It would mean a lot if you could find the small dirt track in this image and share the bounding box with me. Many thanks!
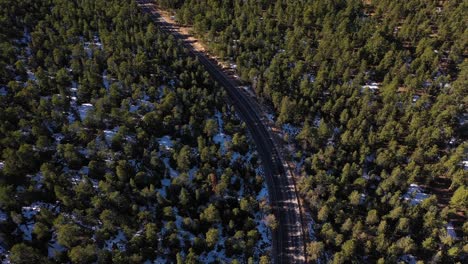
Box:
[137,1,308,263]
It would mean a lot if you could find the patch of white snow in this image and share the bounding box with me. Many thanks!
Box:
[403,184,430,205]
[105,230,127,251]
[158,136,173,150]
[78,103,93,120]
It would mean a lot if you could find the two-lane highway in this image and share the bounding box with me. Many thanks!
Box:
[137,1,307,263]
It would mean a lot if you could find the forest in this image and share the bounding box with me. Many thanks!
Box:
[0,0,273,263]
[159,0,468,263]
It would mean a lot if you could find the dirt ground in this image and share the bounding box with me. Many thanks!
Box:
[154,7,206,52]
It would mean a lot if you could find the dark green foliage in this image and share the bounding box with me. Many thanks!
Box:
[0,0,268,263]
[167,0,467,262]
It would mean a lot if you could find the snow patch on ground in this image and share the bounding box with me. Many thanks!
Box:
[27,70,36,82]
[446,222,457,239]
[360,193,367,205]
[0,245,9,264]
[282,123,301,137]
[78,103,93,120]
[254,179,271,254]
[294,157,305,174]
[462,159,468,170]
[70,173,82,185]
[90,178,99,190]
[27,172,44,190]
[0,86,7,96]
[102,70,110,90]
[19,202,58,241]
[362,82,380,92]
[213,133,232,154]
[22,204,41,219]
[266,113,275,122]
[255,166,264,176]
[103,127,119,144]
[256,215,272,252]
[188,166,198,181]
[0,210,7,222]
[105,230,127,251]
[53,133,64,143]
[213,111,231,154]
[256,185,268,201]
[230,152,241,164]
[399,254,417,264]
[163,158,179,178]
[403,184,430,205]
[48,232,65,258]
[157,179,171,198]
[198,231,233,264]
[158,136,173,150]
[83,36,103,58]
[313,116,321,127]
[18,222,36,241]
[79,166,89,176]
[161,178,171,188]
[130,97,155,114]
[304,212,317,240]
[244,150,256,163]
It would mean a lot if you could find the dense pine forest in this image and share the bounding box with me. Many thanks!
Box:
[0,0,273,263]
[159,0,468,263]
[0,0,466,263]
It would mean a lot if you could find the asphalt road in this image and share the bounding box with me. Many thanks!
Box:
[137,1,307,263]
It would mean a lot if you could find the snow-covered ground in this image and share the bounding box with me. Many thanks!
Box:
[0,245,9,264]
[162,158,179,178]
[462,159,468,171]
[265,113,275,123]
[0,210,7,222]
[282,123,301,137]
[362,82,380,92]
[104,127,119,144]
[230,152,241,164]
[78,103,93,120]
[313,116,321,127]
[213,133,232,154]
[102,70,110,90]
[293,157,305,174]
[256,185,268,201]
[157,178,171,198]
[52,133,65,143]
[48,232,65,258]
[304,212,317,241]
[446,222,457,239]
[255,178,271,254]
[105,230,127,251]
[83,36,103,58]
[403,184,430,205]
[255,211,271,253]
[399,254,417,264]
[158,136,173,150]
[18,202,58,241]
[255,166,264,177]
[213,111,232,154]
[27,172,44,190]
[26,70,36,82]
[188,166,198,181]
[0,86,7,96]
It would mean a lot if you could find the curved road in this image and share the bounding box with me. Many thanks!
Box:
[137,1,307,263]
